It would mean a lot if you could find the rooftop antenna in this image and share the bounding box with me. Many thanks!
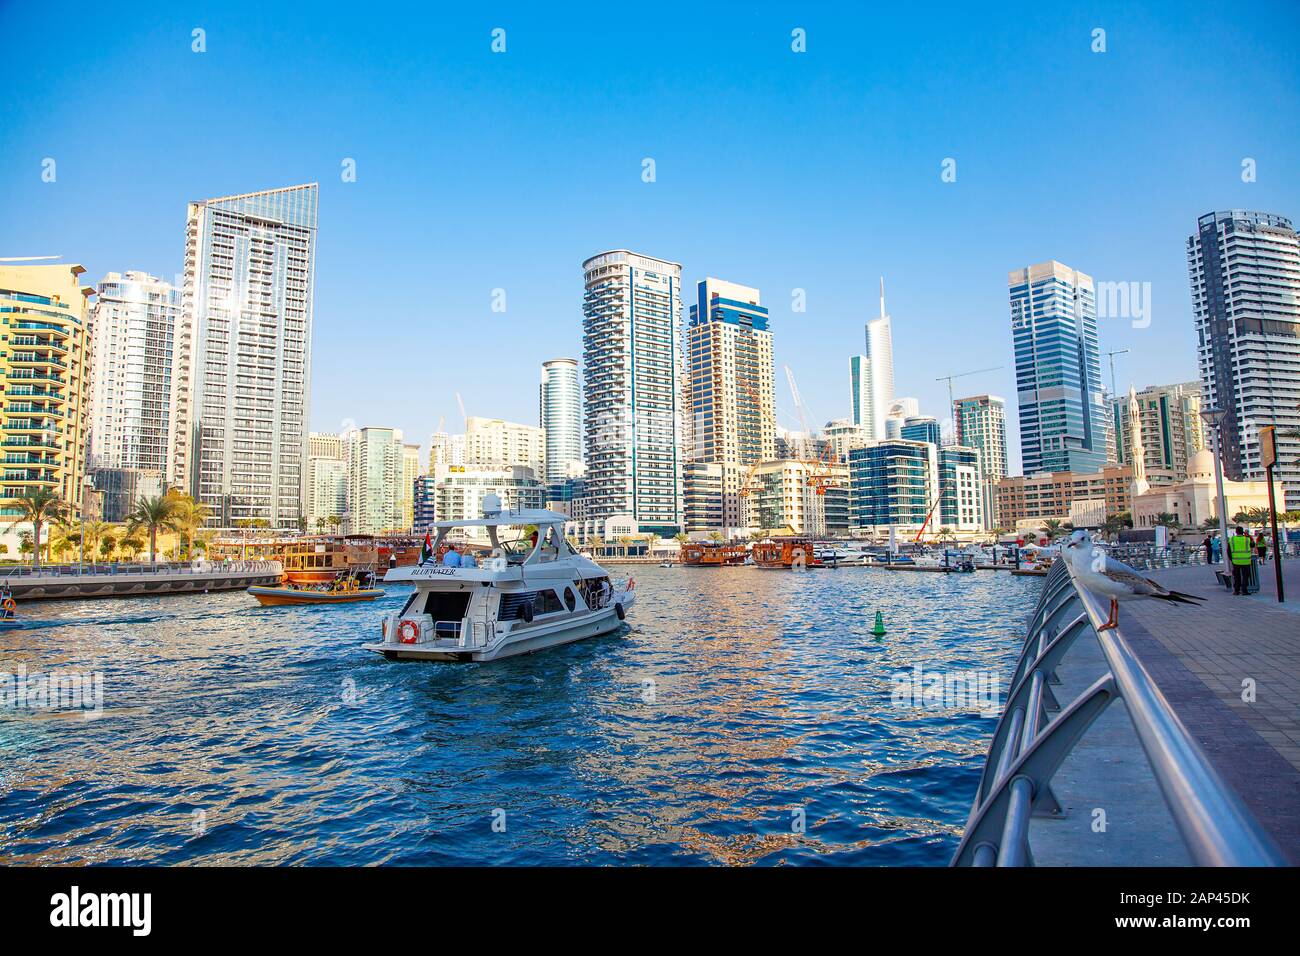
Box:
[879,276,887,320]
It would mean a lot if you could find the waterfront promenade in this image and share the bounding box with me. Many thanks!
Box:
[1027,559,1300,865]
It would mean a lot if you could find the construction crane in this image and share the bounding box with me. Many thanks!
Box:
[455,393,468,428]
[936,365,1003,444]
[1105,348,1130,398]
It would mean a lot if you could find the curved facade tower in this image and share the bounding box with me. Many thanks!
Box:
[540,358,582,487]
[850,277,896,440]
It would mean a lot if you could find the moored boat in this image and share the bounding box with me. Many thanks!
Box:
[249,584,385,606]
[680,542,747,567]
[752,537,822,569]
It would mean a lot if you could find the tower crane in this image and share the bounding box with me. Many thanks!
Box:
[936,365,1003,444]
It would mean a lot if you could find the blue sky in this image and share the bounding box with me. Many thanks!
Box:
[3,1,1298,473]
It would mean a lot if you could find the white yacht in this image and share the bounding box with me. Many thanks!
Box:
[364,495,635,662]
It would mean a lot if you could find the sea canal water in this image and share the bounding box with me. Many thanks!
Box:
[0,566,1039,865]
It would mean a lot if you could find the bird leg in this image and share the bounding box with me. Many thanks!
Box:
[1097,597,1119,631]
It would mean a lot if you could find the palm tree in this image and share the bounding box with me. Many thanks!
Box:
[315,516,328,534]
[127,495,174,564]
[98,529,118,562]
[1039,518,1066,541]
[164,492,212,559]
[1153,512,1182,534]
[120,533,144,561]
[81,520,111,566]
[327,514,343,534]
[7,487,67,569]
[707,531,725,544]
[936,526,956,545]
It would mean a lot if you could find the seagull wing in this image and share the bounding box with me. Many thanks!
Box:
[1098,556,1169,597]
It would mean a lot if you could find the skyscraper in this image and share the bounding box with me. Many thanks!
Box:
[0,262,93,536]
[849,278,896,439]
[1189,210,1300,508]
[346,426,403,534]
[88,271,179,473]
[539,358,582,493]
[686,277,775,529]
[581,250,683,535]
[171,183,318,529]
[306,431,346,530]
[953,394,1008,529]
[1009,260,1108,475]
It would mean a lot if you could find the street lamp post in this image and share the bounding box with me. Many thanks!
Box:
[1200,407,1231,580]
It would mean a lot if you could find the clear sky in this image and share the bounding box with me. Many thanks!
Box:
[3,1,1298,474]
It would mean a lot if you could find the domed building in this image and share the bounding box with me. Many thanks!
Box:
[1132,448,1283,535]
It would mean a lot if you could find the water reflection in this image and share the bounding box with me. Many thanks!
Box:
[0,567,1038,865]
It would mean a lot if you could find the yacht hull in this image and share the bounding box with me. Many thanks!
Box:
[363,604,627,662]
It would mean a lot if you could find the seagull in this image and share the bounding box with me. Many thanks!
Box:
[1064,530,1204,631]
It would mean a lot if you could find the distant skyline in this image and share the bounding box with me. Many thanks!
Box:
[4,2,1299,475]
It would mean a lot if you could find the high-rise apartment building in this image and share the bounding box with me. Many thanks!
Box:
[1009,260,1108,475]
[1189,210,1300,508]
[428,431,465,467]
[953,394,1008,529]
[171,183,317,529]
[685,277,775,528]
[900,415,940,446]
[0,263,94,532]
[464,416,544,474]
[346,426,403,534]
[849,278,895,439]
[1111,382,1205,490]
[540,358,582,495]
[306,431,346,529]
[399,442,421,531]
[581,250,683,535]
[87,272,178,474]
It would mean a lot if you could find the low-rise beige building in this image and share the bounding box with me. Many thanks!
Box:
[995,466,1133,530]
[1131,449,1283,531]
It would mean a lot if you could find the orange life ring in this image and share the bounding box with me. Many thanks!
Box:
[2,597,15,612]
[397,619,420,644]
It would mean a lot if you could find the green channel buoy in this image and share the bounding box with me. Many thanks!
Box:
[872,611,887,638]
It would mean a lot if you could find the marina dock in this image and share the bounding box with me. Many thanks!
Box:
[956,557,1297,866]
[2,561,283,601]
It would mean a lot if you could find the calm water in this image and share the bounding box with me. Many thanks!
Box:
[0,567,1038,866]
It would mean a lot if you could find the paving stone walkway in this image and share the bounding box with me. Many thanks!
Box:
[1107,559,1300,864]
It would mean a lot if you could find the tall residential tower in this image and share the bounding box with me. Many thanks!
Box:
[539,357,583,494]
[686,277,775,529]
[88,271,179,473]
[581,250,683,535]
[171,183,318,529]
[1189,210,1300,508]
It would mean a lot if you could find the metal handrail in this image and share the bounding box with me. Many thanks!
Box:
[952,557,1284,867]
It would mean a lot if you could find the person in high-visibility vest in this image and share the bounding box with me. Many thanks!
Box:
[1229,526,1254,595]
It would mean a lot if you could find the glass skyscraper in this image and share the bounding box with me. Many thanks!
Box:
[581,250,683,535]
[172,184,317,529]
[1009,260,1108,475]
[539,357,582,494]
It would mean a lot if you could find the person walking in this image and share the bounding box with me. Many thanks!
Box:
[1202,533,1213,565]
[1229,526,1254,595]
[1256,529,1269,564]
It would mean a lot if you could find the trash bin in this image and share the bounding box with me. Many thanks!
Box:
[1247,556,1261,594]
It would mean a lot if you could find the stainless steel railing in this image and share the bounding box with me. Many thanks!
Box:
[952,557,1284,867]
